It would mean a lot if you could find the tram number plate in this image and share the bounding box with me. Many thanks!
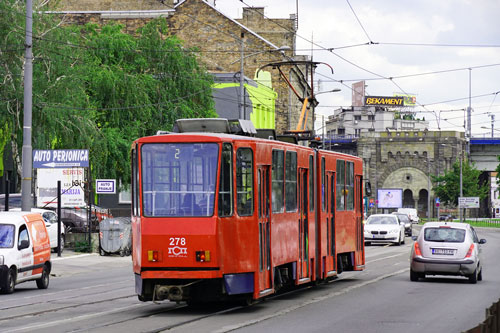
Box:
[432,248,454,255]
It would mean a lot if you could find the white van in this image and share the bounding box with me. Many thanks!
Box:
[0,211,52,294]
[397,208,419,224]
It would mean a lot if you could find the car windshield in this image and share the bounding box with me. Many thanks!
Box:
[395,214,409,222]
[366,216,398,225]
[141,143,219,217]
[0,224,15,248]
[424,227,466,243]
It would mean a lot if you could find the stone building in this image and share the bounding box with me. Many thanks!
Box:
[46,0,310,134]
[358,130,465,218]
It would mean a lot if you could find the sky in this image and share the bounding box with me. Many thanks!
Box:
[211,0,500,137]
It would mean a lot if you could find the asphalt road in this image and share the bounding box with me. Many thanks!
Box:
[0,226,498,333]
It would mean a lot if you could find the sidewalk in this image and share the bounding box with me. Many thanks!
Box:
[50,250,132,278]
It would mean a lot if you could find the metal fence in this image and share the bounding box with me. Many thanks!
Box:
[464,298,500,333]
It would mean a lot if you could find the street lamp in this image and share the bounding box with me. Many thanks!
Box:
[480,125,500,138]
[232,38,291,120]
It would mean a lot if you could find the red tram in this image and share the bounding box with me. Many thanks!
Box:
[131,119,365,303]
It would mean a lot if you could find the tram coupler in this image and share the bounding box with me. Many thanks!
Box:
[152,280,201,303]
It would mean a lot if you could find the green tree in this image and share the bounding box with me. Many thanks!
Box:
[1,2,216,189]
[495,155,500,193]
[432,158,489,206]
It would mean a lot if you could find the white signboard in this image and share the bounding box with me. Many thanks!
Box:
[459,197,480,208]
[96,179,116,194]
[36,168,86,207]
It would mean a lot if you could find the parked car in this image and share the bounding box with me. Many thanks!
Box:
[439,214,455,221]
[1,193,110,233]
[0,211,52,294]
[397,208,419,224]
[392,212,412,236]
[410,221,486,283]
[11,208,65,253]
[364,214,406,246]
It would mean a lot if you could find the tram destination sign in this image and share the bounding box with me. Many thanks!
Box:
[33,149,89,168]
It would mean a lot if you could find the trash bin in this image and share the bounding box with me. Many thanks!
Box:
[99,217,131,256]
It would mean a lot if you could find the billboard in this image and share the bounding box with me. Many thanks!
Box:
[364,96,404,106]
[377,188,403,208]
[352,81,365,107]
[393,93,417,106]
[36,168,86,207]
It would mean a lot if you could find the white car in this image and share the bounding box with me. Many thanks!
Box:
[364,214,406,246]
[11,208,65,253]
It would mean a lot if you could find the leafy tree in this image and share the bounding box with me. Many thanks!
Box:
[1,1,216,190]
[432,158,489,206]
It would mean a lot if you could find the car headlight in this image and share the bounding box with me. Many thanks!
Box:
[0,255,3,266]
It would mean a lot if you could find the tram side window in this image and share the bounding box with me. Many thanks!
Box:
[336,160,345,211]
[346,161,354,210]
[272,150,284,213]
[322,157,326,211]
[237,148,253,216]
[285,151,297,212]
[309,155,314,212]
[219,143,233,217]
[132,148,140,216]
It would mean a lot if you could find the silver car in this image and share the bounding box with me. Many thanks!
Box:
[410,222,486,283]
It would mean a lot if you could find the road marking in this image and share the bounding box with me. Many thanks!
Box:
[2,303,147,333]
[215,267,410,333]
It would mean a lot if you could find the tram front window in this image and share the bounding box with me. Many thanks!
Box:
[141,143,219,217]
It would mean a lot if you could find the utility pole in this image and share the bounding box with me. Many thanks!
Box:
[489,113,495,138]
[21,0,33,211]
[466,69,472,159]
[239,32,245,120]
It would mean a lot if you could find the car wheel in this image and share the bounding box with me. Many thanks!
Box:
[468,268,478,284]
[477,268,483,281]
[410,269,420,282]
[36,265,50,289]
[401,233,405,244]
[1,268,15,294]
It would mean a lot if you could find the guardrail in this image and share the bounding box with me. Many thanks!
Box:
[464,298,499,333]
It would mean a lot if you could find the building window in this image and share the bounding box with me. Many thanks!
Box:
[355,129,361,137]
[338,128,345,135]
[354,115,361,121]
[368,115,375,121]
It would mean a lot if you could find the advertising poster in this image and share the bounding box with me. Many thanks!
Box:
[377,188,403,208]
[36,168,86,207]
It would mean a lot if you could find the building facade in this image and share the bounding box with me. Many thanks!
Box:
[46,0,310,134]
[358,130,464,218]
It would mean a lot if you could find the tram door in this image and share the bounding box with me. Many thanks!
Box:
[299,168,309,279]
[258,166,272,291]
[325,172,336,274]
